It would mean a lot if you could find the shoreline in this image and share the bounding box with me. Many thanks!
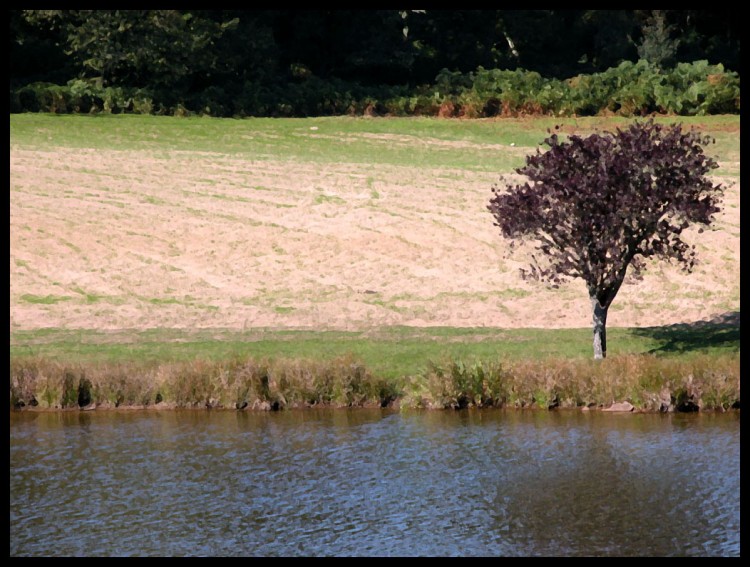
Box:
[10,403,741,414]
[11,352,740,414]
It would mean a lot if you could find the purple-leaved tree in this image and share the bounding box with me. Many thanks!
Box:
[488,120,723,359]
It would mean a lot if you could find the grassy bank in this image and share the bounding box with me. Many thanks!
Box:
[10,114,740,412]
[10,323,740,412]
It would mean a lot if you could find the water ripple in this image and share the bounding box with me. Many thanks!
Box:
[10,409,739,557]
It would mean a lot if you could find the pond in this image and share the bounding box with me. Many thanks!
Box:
[9,408,740,557]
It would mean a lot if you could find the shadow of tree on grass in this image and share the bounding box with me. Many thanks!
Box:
[631,311,740,354]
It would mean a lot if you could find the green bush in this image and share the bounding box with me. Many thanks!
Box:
[655,61,740,115]
[9,60,739,118]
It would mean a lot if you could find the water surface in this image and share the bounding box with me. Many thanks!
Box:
[10,409,740,557]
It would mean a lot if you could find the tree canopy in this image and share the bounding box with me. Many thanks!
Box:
[487,121,723,358]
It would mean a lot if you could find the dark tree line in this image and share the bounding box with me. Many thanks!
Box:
[9,10,740,116]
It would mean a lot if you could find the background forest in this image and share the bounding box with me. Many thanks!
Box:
[9,9,741,118]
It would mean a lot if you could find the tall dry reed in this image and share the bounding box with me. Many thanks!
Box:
[10,353,739,412]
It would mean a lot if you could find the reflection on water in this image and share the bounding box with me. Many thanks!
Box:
[10,409,739,557]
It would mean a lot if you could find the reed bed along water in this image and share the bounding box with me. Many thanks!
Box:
[10,352,739,413]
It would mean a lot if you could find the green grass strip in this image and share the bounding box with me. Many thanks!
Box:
[10,323,739,381]
[9,114,739,175]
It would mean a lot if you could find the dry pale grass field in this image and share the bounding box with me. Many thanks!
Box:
[9,117,740,334]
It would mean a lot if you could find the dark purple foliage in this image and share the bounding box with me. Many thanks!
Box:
[488,119,722,309]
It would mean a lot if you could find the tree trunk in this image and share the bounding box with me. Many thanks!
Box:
[591,297,608,360]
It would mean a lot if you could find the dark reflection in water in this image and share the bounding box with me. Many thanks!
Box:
[10,409,739,557]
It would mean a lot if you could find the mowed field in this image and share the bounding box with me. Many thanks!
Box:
[9,114,740,336]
